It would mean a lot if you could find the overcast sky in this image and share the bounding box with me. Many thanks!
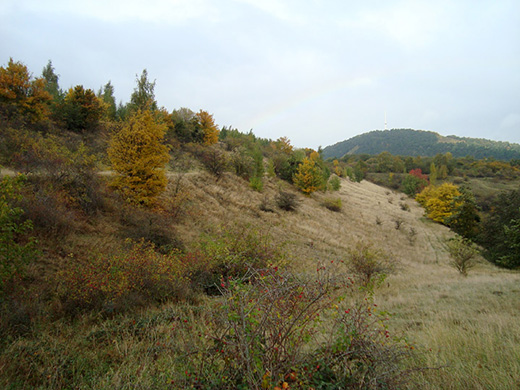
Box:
[2,0,519,149]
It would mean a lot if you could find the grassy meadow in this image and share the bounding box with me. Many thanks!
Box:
[1,170,519,389]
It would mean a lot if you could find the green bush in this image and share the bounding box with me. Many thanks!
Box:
[0,174,37,294]
[194,224,285,295]
[328,174,341,191]
[446,235,479,276]
[322,197,342,212]
[347,242,398,287]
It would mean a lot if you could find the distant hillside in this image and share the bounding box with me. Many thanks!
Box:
[322,129,520,160]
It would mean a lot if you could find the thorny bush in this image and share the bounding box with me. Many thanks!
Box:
[170,263,417,389]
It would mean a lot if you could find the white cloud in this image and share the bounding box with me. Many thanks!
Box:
[339,1,448,49]
[232,0,304,23]
[5,0,221,24]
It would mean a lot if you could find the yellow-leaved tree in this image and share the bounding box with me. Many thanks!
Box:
[293,151,325,195]
[416,183,461,223]
[196,110,219,145]
[108,110,170,205]
[0,58,51,123]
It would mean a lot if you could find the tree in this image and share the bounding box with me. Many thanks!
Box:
[129,69,157,112]
[108,110,170,205]
[0,58,51,123]
[170,107,203,143]
[429,162,438,186]
[478,190,520,268]
[416,183,461,224]
[41,60,62,101]
[445,186,480,239]
[446,235,479,276]
[196,110,219,145]
[402,169,428,196]
[60,85,104,133]
[293,151,326,195]
[98,81,117,120]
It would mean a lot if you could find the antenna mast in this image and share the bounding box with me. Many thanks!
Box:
[384,111,387,130]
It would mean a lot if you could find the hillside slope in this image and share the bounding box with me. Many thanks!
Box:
[175,172,520,389]
[322,129,520,160]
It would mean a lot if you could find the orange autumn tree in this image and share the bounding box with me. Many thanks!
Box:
[0,58,51,123]
[196,110,219,145]
[108,109,170,205]
[293,151,326,195]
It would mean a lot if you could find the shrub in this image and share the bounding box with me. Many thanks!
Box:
[196,144,228,179]
[193,224,285,294]
[328,174,341,191]
[275,190,299,211]
[259,196,275,213]
[171,265,416,389]
[408,227,418,245]
[56,241,191,315]
[119,207,183,254]
[446,235,479,276]
[249,176,263,192]
[400,202,410,211]
[322,197,342,212]
[347,242,398,287]
[229,147,254,179]
[0,174,37,295]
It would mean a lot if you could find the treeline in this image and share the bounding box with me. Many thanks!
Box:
[329,151,520,269]
[322,129,520,161]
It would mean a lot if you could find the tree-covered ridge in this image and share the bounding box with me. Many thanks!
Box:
[322,129,520,161]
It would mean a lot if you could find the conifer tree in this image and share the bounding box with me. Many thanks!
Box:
[293,151,325,194]
[108,110,170,205]
[196,110,219,145]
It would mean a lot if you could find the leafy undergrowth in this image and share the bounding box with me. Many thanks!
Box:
[0,265,420,390]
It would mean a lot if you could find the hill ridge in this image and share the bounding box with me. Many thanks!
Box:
[322,129,520,160]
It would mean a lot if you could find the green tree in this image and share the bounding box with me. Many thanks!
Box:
[98,81,117,120]
[60,85,104,133]
[129,69,157,113]
[446,235,479,276]
[108,110,170,205]
[429,162,438,186]
[478,190,520,268]
[445,186,480,239]
[170,107,203,143]
[41,60,62,101]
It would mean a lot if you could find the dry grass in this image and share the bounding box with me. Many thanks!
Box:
[171,173,520,389]
[2,169,519,389]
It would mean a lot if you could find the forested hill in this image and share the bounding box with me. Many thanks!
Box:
[322,129,520,160]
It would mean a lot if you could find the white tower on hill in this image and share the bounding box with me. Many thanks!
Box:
[384,111,388,130]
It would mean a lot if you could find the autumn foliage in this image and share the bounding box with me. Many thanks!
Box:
[293,151,326,194]
[0,58,51,123]
[196,110,219,145]
[108,109,170,205]
[416,183,461,223]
